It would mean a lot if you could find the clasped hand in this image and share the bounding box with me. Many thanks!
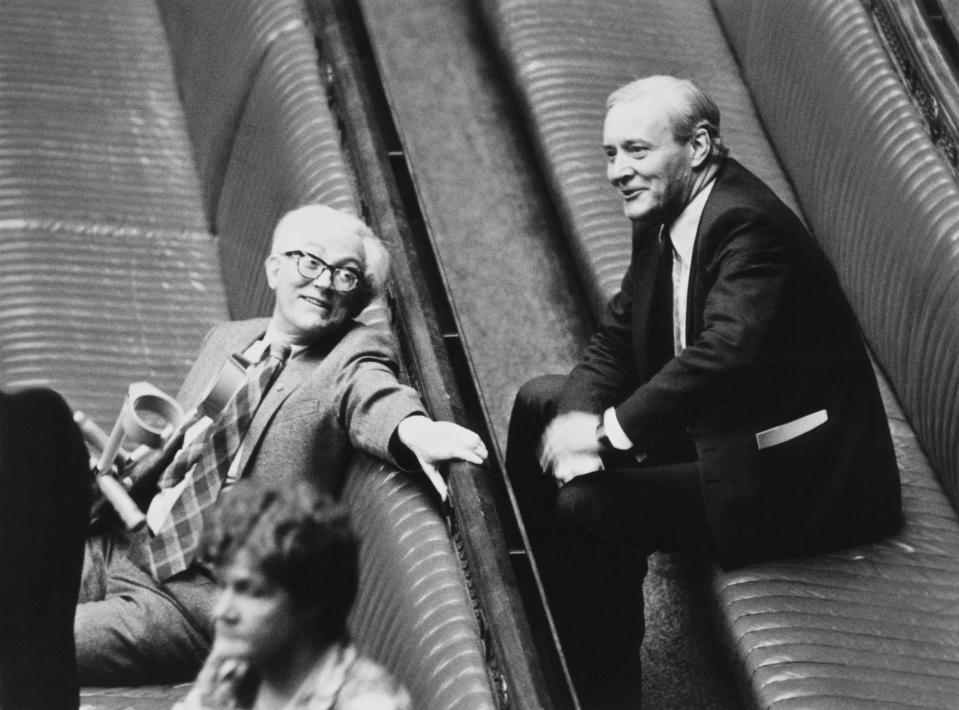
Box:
[539,411,603,485]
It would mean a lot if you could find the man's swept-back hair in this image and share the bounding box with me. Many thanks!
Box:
[271,204,390,300]
[201,478,359,645]
[607,75,729,160]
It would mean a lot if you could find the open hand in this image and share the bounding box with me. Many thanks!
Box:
[396,415,488,482]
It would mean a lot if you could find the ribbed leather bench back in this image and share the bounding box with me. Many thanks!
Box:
[0,0,207,230]
[477,0,800,316]
[343,457,494,710]
[154,0,307,222]
[712,0,959,508]
[0,0,226,424]
[0,223,228,425]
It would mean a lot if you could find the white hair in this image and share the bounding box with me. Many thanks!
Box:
[608,75,728,160]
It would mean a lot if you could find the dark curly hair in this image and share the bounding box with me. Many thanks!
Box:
[200,478,358,645]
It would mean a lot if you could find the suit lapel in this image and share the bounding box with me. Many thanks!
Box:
[687,204,711,345]
[231,330,340,478]
[687,160,739,340]
[177,319,268,409]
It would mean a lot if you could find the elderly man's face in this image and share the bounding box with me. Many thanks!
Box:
[264,222,365,345]
[603,98,696,223]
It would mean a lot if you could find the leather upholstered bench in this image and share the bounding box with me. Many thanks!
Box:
[477,0,959,707]
[709,2,959,707]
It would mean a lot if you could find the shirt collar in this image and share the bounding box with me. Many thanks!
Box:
[256,322,310,359]
[667,177,716,264]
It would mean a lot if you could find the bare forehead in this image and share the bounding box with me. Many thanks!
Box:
[275,224,365,265]
[603,96,674,142]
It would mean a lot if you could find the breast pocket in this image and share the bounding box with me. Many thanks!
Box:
[755,410,828,450]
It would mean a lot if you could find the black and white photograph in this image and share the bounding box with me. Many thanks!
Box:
[0,1,955,709]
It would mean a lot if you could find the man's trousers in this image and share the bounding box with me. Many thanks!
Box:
[75,528,216,685]
[506,375,714,710]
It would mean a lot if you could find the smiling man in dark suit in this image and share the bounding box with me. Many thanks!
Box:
[505,75,901,708]
[75,204,488,685]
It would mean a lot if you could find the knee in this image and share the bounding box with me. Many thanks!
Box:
[507,375,567,476]
[75,595,210,684]
[516,374,565,407]
[510,375,565,427]
[555,480,604,536]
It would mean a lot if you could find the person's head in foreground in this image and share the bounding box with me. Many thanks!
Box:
[179,479,410,710]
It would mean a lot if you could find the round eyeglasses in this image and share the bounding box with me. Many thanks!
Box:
[281,251,364,292]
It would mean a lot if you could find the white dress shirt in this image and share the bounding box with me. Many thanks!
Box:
[603,178,717,451]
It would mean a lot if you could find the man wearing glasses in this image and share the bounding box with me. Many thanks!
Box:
[75,204,488,685]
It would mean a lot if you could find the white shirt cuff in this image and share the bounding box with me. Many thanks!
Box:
[603,408,634,450]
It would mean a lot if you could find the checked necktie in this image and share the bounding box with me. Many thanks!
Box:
[147,341,292,580]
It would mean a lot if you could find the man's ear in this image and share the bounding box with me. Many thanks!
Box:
[264,254,280,290]
[688,125,712,168]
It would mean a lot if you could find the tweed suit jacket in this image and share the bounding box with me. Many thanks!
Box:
[174,317,427,496]
[559,159,901,567]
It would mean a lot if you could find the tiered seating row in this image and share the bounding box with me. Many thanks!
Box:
[477,0,959,707]
[344,458,496,710]
[0,221,226,423]
[0,0,207,230]
[709,2,959,707]
[0,0,221,425]
[0,1,495,708]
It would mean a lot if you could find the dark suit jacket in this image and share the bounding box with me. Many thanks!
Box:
[559,159,901,567]
[174,317,427,496]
